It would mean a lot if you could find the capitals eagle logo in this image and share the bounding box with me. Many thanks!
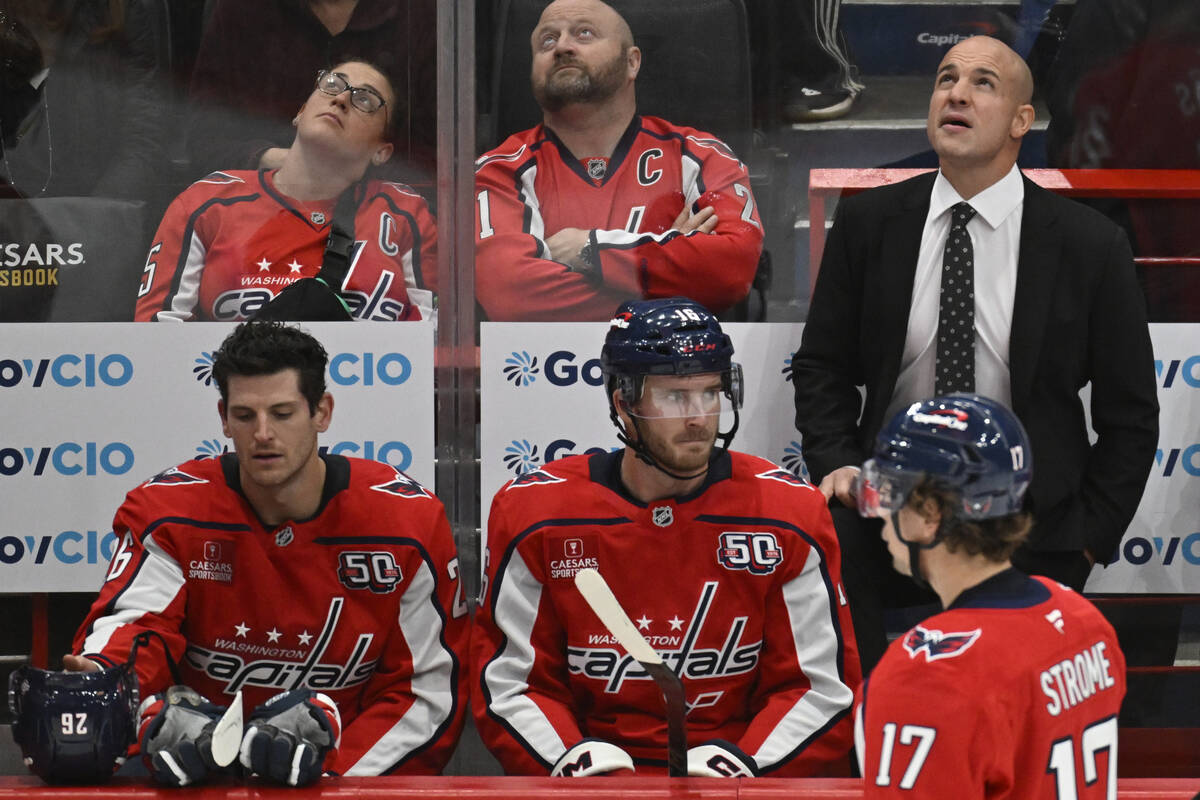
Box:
[902,625,982,662]
[370,471,432,499]
[144,467,209,487]
[507,468,566,489]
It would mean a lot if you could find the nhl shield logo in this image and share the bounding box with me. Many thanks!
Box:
[651,506,674,527]
[586,158,607,181]
[275,526,294,547]
[310,211,327,225]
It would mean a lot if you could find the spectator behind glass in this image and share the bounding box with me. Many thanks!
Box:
[186,0,436,182]
[1046,0,1200,322]
[474,0,763,322]
[0,0,165,199]
[135,59,437,322]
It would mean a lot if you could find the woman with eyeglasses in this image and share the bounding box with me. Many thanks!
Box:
[185,0,436,183]
[134,58,437,322]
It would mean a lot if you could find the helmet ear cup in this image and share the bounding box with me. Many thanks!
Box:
[8,664,139,784]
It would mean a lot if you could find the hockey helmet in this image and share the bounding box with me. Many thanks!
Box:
[8,661,139,783]
[858,393,1032,521]
[601,297,743,409]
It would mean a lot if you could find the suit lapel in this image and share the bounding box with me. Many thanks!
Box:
[1010,177,1062,412]
[876,176,934,403]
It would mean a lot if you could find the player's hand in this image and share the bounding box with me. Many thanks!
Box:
[686,740,758,777]
[239,689,341,787]
[259,147,289,170]
[551,739,635,777]
[546,227,591,268]
[138,686,227,787]
[62,654,101,672]
[670,204,718,235]
[819,465,861,507]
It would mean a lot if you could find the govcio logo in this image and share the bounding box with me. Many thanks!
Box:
[328,352,412,386]
[1156,446,1200,477]
[196,439,228,459]
[1156,357,1200,389]
[502,437,616,475]
[320,441,412,472]
[194,352,215,385]
[504,350,604,388]
[0,443,134,477]
[1106,533,1200,567]
[0,354,133,388]
[503,351,539,386]
[781,441,810,482]
[781,354,794,383]
[0,530,119,565]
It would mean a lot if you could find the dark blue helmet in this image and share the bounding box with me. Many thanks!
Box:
[8,662,139,783]
[601,297,743,406]
[600,298,743,477]
[858,393,1032,521]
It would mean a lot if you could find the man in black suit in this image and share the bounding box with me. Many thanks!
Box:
[792,35,1159,673]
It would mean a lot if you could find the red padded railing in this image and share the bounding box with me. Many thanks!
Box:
[807,168,1200,295]
[1,776,1198,799]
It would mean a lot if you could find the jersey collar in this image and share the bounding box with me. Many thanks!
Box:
[220,451,352,527]
[947,566,1051,611]
[543,115,642,188]
[587,447,733,507]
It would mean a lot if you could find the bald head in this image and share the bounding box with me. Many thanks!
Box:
[530,0,641,115]
[945,36,1033,103]
[536,0,634,50]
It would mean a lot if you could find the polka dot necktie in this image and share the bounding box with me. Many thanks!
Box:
[935,202,977,395]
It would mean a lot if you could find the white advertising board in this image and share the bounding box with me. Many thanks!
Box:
[0,322,435,593]
[481,323,1200,594]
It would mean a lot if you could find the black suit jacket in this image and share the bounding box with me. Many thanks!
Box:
[793,170,1159,561]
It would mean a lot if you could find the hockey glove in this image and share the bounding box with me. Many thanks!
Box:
[551,739,636,777]
[239,689,341,787]
[686,740,759,777]
[138,685,227,787]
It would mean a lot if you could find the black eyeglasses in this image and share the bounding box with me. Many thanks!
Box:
[315,70,387,114]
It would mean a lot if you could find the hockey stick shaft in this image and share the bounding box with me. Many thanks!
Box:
[574,568,687,777]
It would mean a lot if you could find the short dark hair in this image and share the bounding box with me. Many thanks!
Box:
[908,479,1033,563]
[211,321,328,414]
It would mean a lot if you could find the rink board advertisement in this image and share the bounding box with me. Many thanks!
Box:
[482,323,1200,594]
[0,322,435,593]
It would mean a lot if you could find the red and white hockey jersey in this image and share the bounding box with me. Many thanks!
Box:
[473,449,861,776]
[474,115,763,321]
[135,169,437,321]
[855,570,1126,798]
[73,454,468,776]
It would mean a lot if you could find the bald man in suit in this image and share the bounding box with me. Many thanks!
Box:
[792,36,1158,673]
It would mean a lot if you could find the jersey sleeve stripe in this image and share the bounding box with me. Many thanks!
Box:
[344,557,459,775]
[481,549,564,770]
[160,193,259,315]
[752,547,855,771]
[81,532,185,654]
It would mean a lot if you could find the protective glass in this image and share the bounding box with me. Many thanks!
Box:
[315,70,387,114]
[854,459,920,518]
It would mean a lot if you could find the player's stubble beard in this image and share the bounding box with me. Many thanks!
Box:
[636,417,718,476]
[533,47,628,112]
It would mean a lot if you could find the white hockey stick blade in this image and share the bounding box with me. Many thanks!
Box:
[575,568,687,776]
[575,568,661,665]
[210,690,243,767]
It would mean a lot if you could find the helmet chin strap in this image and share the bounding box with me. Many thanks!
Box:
[609,403,740,483]
[892,509,946,595]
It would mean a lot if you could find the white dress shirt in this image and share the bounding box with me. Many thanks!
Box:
[886,164,1024,423]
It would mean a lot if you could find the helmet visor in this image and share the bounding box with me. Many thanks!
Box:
[855,459,921,518]
[627,368,741,419]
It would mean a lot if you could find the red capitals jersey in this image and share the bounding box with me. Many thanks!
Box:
[855,570,1126,798]
[135,170,437,321]
[474,115,763,321]
[473,449,861,776]
[73,454,468,776]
